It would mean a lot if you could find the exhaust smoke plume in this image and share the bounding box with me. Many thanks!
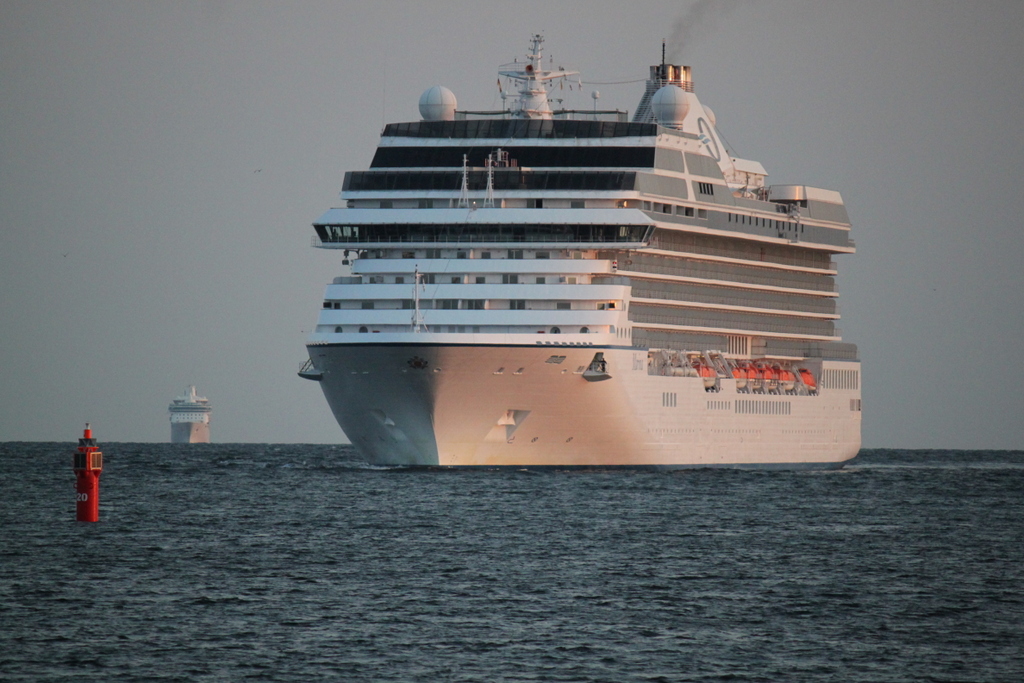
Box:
[666,0,752,62]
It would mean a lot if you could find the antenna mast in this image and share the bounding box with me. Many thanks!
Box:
[412,267,427,332]
[484,153,495,208]
[457,154,469,208]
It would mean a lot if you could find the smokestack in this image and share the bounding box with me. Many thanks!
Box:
[631,51,693,124]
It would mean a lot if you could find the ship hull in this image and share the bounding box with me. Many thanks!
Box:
[309,343,861,468]
[171,421,210,444]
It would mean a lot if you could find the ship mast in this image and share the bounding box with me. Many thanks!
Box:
[498,34,578,119]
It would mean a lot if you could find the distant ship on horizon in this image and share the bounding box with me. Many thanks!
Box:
[169,385,211,443]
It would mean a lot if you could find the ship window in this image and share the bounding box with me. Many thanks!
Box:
[502,274,519,284]
[359,326,368,333]
[508,250,524,259]
[465,300,484,310]
[379,200,393,208]
[323,301,331,308]
[418,199,434,208]
[333,303,341,310]
[536,251,549,259]
[536,277,546,284]
[550,327,561,334]
[571,201,585,208]
[481,251,491,259]
[557,302,571,310]
[395,276,405,284]
[680,206,695,217]
[362,302,375,309]
[334,326,343,333]
[566,276,577,284]
[510,300,526,310]
[580,327,589,333]
[475,276,486,284]
[457,251,467,259]
[402,300,414,309]
[426,249,442,258]
[402,251,415,259]
[439,299,459,309]
[370,144,655,168]
[527,199,543,208]
[697,209,708,219]
[697,182,714,195]
[451,276,461,283]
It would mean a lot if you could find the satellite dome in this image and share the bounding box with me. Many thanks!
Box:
[651,85,689,129]
[418,85,457,121]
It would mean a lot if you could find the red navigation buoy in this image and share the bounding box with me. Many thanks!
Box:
[73,423,103,522]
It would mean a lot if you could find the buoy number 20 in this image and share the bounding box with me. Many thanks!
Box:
[76,493,89,502]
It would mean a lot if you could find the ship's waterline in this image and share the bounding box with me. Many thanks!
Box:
[310,343,859,467]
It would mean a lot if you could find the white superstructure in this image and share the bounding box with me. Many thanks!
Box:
[169,385,211,444]
[300,36,861,468]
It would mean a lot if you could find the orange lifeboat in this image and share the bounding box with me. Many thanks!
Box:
[731,364,748,391]
[779,367,796,393]
[799,368,817,394]
[762,364,779,393]
[749,364,764,392]
[693,361,718,391]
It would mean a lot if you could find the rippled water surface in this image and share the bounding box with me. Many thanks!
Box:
[2,444,1022,681]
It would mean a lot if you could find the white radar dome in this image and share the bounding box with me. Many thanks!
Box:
[651,85,689,128]
[418,85,457,121]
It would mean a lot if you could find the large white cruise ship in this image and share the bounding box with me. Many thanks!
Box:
[300,35,861,468]
[169,385,212,444]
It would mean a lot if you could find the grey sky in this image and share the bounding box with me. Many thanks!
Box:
[2,1,1022,448]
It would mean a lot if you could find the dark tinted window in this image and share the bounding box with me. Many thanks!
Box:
[382,119,655,139]
[346,170,637,191]
[370,147,654,169]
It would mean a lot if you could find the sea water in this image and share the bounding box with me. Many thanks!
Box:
[1,443,1022,682]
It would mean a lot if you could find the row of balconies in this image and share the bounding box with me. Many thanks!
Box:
[315,323,608,336]
[321,283,627,305]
